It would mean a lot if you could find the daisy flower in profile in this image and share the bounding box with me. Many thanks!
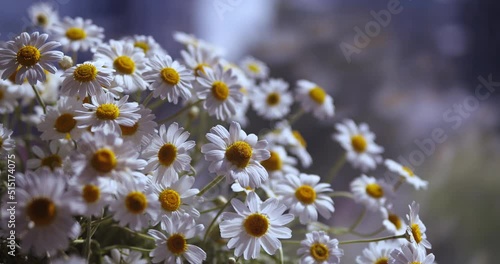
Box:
[28,2,59,30]
[381,207,407,235]
[174,31,223,55]
[109,179,160,231]
[0,123,15,152]
[61,60,115,98]
[74,93,141,135]
[220,192,294,260]
[295,79,335,120]
[201,121,270,189]
[38,96,87,141]
[263,121,312,168]
[260,145,298,180]
[143,54,194,103]
[350,175,393,211]
[148,213,206,264]
[384,159,428,190]
[152,175,200,221]
[240,56,269,80]
[119,106,157,148]
[0,80,20,114]
[251,78,293,120]
[181,44,220,77]
[103,248,147,264]
[333,119,384,172]
[195,64,243,121]
[142,123,195,184]
[94,39,149,93]
[356,241,394,264]
[125,35,166,58]
[390,244,435,264]
[0,32,63,85]
[405,201,431,250]
[51,16,104,52]
[298,231,343,264]
[27,140,71,172]
[276,173,334,224]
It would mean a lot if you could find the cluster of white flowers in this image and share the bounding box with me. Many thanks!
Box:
[0,2,436,263]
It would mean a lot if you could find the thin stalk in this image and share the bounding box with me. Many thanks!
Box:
[197,175,225,197]
[202,195,235,243]
[142,92,154,107]
[287,108,305,125]
[326,153,346,183]
[330,191,354,199]
[157,99,202,125]
[348,207,366,232]
[30,84,46,114]
[339,234,406,245]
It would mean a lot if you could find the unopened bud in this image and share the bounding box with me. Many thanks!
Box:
[188,105,200,119]
[213,195,228,207]
[227,257,237,264]
[59,55,73,70]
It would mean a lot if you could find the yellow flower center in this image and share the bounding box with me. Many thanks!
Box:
[120,123,139,136]
[95,103,120,120]
[295,185,317,204]
[411,262,422,264]
[125,191,148,214]
[194,63,208,76]
[82,184,100,203]
[159,189,181,211]
[402,166,415,177]
[40,154,62,171]
[160,67,180,85]
[158,143,177,167]
[134,41,149,53]
[310,243,329,261]
[113,56,135,75]
[292,130,307,148]
[351,134,367,153]
[225,141,252,168]
[54,113,77,133]
[26,197,57,226]
[91,148,117,173]
[308,86,326,104]
[211,81,229,101]
[411,223,423,244]
[36,15,48,26]
[375,257,389,264]
[365,183,384,198]
[167,234,187,255]
[17,46,41,67]
[388,213,402,230]
[73,64,98,82]
[248,63,260,73]
[266,92,280,106]
[244,213,269,237]
[260,151,282,172]
[65,27,87,41]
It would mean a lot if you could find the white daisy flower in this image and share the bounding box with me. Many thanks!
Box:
[152,175,200,221]
[333,119,384,172]
[109,179,160,231]
[356,241,396,264]
[289,129,313,168]
[148,213,206,264]
[0,79,20,114]
[0,32,63,85]
[38,96,87,141]
[405,201,432,250]
[124,35,166,58]
[220,192,294,260]
[275,173,335,224]
[251,78,293,120]
[74,93,141,135]
[180,44,220,77]
[384,159,429,190]
[142,123,195,185]
[27,2,59,31]
[51,16,104,52]
[26,140,71,172]
[390,244,435,264]
[201,121,270,189]
[94,39,149,93]
[297,231,343,264]
[103,248,147,264]
[381,207,407,235]
[295,79,335,120]
[195,64,244,121]
[240,56,269,80]
[260,145,298,180]
[61,60,115,98]
[143,54,194,103]
[70,179,114,217]
[230,181,255,194]
[174,31,223,55]
[0,123,15,152]
[119,106,157,148]
[350,175,393,211]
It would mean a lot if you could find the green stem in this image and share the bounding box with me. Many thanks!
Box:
[330,191,354,199]
[339,233,406,245]
[203,195,235,243]
[197,175,225,197]
[326,153,346,183]
[348,207,366,232]
[287,108,305,125]
[31,84,46,114]
[84,218,92,262]
[278,246,284,264]
[142,92,154,107]
[116,225,155,241]
[157,99,202,125]
[393,177,405,191]
[350,226,385,237]
[281,240,301,244]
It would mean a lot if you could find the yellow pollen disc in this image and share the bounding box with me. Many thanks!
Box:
[308,86,326,104]
[73,64,98,82]
[159,189,181,211]
[26,197,57,226]
[91,148,117,173]
[365,183,384,198]
[388,213,402,230]
[120,123,139,136]
[17,46,41,67]
[411,223,423,244]
[194,63,208,76]
[134,41,149,53]
[158,143,177,167]
[266,92,280,106]
[54,113,77,133]
[374,257,389,264]
[82,184,100,203]
[95,103,120,120]
[244,213,269,237]
[310,243,329,261]
[295,185,317,204]
[41,155,62,171]
[160,67,180,85]
[411,262,422,264]
[167,233,187,255]
[36,15,48,26]
[260,151,282,172]
[225,141,252,168]
[125,191,148,214]
[292,130,307,148]
[402,166,415,177]
[351,134,367,153]
[248,63,260,73]
[113,56,136,75]
[211,81,229,101]
[65,27,87,41]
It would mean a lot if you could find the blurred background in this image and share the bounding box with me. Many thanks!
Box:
[1,0,499,263]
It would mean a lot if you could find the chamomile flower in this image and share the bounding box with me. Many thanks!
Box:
[70,179,114,217]
[405,201,432,250]
[195,64,243,121]
[94,40,149,93]
[356,241,394,264]
[181,44,220,77]
[27,140,71,172]
[174,31,223,55]
[119,106,157,148]
[201,121,270,189]
[38,96,87,140]
[276,173,335,224]
[298,231,343,264]
[220,192,294,260]
[0,123,15,152]
[149,213,206,264]
[0,32,63,85]
[51,16,104,52]
[0,80,20,114]
[333,119,384,172]
[142,123,195,184]
[240,56,269,80]
[152,175,200,221]
[28,2,59,30]
[125,35,166,58]
[390,244,435,264]
[260,145,298,180]
[103,249,148,264]
[289,129,313,168]
[143,54,194,103]
[295,80,335,120]
[350,175,393,211]
[384,159,428,190]
[381,207,407,235]
[61,60,115,98]
[251,78,293,120]
[109,179,160,231]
